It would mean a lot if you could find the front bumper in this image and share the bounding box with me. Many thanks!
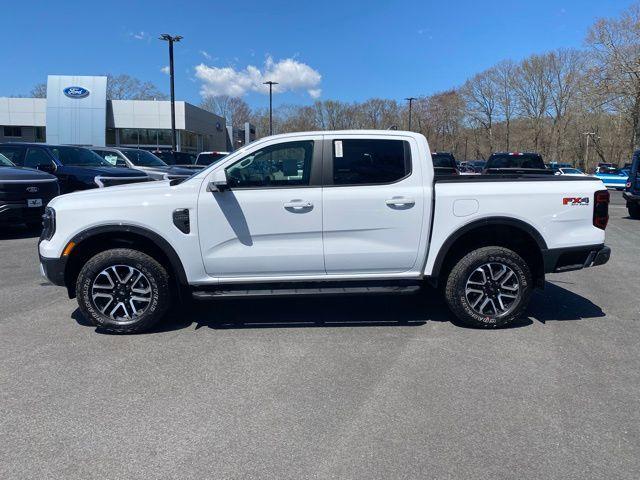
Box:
[622,191,640,204]
[39,253,67,287]
[543,244,611,274]
[0,201,45,224]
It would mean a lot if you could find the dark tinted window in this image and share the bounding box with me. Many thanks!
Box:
[25,148,53,169]
[226,141,313,188]
[333,139,410,185]
[197,152,229,166]
[0,146,25,165]
[486,153,544,169]
[431,153,457,168]
[121,149,166,167]
[49,146,111,167]
[0,153,14,167]
[3,126,22,137]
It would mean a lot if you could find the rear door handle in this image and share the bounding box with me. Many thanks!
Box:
[284,200,313,209]
[385,197,415,206]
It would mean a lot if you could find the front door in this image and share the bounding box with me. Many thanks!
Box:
[197,136,325,278]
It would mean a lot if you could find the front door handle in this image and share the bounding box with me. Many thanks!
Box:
[385,197,415,206]
[284,200,313,210]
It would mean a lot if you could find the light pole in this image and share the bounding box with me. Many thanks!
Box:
[405,97,417,130]
[582,132,596,171]
[263,81,278,135]
[160,34,182,152]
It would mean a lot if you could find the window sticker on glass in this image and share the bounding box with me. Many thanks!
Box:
[335,140,343,158]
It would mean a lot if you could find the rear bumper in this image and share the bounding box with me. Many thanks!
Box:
[542,244,610,273]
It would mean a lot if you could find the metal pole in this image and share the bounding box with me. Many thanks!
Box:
[263,81,279,135]
[405,97,417,131]
[168,39,176,151]
[160,34,182,151]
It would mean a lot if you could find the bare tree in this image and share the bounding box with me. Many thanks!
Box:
[200,95,251,126]
[492,61,517,151]
[462,70,498,155]
[30,83,47,98]
[106,74,167,100]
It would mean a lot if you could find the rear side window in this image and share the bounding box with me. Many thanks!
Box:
[432,153,456,168]
[333,139,411,185]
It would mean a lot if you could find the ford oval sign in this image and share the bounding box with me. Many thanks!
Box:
[63,86,90,99]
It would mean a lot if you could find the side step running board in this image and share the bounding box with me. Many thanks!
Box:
[192,285,421,300]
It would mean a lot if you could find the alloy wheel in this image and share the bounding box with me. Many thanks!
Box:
[91,265,152,322]
[465,262,520,317]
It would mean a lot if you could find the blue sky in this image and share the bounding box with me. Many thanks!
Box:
[3,0,631,108]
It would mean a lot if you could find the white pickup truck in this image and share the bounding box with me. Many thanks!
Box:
[39,131,611,333]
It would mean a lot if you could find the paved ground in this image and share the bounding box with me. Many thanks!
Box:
[1,192,638,480]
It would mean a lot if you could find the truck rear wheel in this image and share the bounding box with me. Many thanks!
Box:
[628,203,640,219]
[444,246,532,328]
[76,248,171,334]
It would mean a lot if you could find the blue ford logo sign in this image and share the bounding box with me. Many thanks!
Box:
[63,86,90,99]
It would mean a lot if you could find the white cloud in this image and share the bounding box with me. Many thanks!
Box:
[194,56,322,99]
[200,50,212,60]
[161,66,170,75]
[130,31,148,41]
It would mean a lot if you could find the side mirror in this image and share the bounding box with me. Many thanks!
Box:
[37,163,56,173]
[207,169,228,192]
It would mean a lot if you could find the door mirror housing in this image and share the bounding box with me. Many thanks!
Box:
[37,163,56,173]
[207,169,228,192]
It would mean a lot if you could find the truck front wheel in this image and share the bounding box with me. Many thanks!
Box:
[444,246,533,328]
[76,248,171,333]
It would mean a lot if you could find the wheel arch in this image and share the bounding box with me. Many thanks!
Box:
[63,224,189,298]
[428,217,547,288]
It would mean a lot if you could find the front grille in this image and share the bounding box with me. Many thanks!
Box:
[0,180,59,202]
[94,176,150,188]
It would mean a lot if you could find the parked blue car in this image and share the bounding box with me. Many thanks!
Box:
[623,151,640,219]
[595,168,629,190]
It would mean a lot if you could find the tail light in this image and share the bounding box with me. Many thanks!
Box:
[593,189,609,230]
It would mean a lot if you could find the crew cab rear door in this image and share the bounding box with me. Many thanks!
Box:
[197,135,325,278]
[322,134,428,274]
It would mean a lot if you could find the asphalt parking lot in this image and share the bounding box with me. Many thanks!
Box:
[1,191,638,479]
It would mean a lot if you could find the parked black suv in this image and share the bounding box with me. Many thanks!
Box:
[0,143,150,194]
[0,153,59,229]
[484,152,552,175]
[623,150,640,219]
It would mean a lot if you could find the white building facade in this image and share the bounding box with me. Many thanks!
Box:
[0,75,228,152]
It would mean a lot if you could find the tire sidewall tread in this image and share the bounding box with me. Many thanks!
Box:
[76,248,170,334]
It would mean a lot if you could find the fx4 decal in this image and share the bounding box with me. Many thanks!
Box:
[563,197,590,206]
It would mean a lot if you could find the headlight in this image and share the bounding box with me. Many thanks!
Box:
[41,207,56,240]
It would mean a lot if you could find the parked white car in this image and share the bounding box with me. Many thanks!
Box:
[39,131,611,333]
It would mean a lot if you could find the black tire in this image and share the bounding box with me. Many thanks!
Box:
[444,246,532,328]
[628,203,640,219]
[76,248,171,333]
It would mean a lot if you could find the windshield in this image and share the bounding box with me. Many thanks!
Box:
[0,153,14,167]
[486,153,544,169]
[50,146,111,167]
[562,168,581,174]
[122,149,167,167]
[197,152,229,166]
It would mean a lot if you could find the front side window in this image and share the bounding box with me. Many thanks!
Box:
[94,150,127,167]
[0,153,14,167]
[333,139,411,185]
[24,148,53,169]
[226,141,313,188]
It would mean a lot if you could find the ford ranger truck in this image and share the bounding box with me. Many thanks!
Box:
[38,131,611,333]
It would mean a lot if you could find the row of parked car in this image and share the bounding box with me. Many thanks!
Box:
[0,142,230,229]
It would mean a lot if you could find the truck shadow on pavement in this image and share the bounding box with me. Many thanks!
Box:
[73,281,605,334]
[0,225,41,240]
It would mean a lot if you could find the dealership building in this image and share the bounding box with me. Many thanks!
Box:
[0,75,254,152]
